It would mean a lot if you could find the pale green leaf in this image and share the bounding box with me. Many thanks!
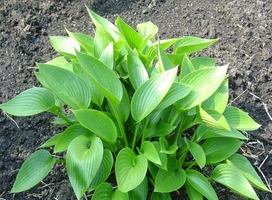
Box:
[116,148,148,192]
[0,87,56,116]
[185,182,203,200]
[138,141,161,165]
[152,142,168,170]
[191,57,215,70]
[116,84,130,123]
[157,43,173,71]
[159,137,178,154]
[185,138,206,169]
[94,29,111,58]
[136,21,158,39]
[128,177,148,200]
[46,56,73,71]
[67,135,103,199]
[151,192,172,200]
[179,54,194,79]
[92,182,129,200]
[39,133,61,148]
[212,164,259,200]
[99,42,114,70]
[73,109,117,143]
[145,122,176,138]
[52,114,78,125]
[50,36,80,57]
[11,150,55,193]
[131,67,177,122]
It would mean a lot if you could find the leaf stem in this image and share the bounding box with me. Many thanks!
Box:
[141,115,150,144]
[51,109,73,125]
[132,122,140,150]
[55,159,66,164]
[170,110,181,126]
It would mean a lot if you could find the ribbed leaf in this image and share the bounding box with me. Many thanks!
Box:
[46,56,73,71]
[73,109,117,143]
[37,63,91,109]
[185,182,203,200]
[39,133,61,148]
[186,170,218,200]
[131,67,177,122]
[145,122,176,138]
[212,164,259,200]
[128,177,148,200]
[50,36,80,57]
[151,192,172,200]
[89,149,113,191]
[154,168,186,193]
[52,114,78,125]
[0,87,56,116]
[116,148,148,192]
[156,82,193,111]
[66,30,94,54]
[157,43,173,71]
[191,57,215,70]
[54,124,92,153]
[159,137,178,154]
[138,141,161,165]
[174,37,218,54]
[92,182,129,200]
[202,138,243,164]
[76,51,123,106]
[127,48,149,90]
[67,136,103,199]
[185,138,206,169]
[100,42,114,70]
[153,142,168,170]
[11,150,55,193]
[116,16,143,50]
[116,84,130,123]
[223,106,261,131]
[94,29,111,58]
[136,21,158,39]
[177,65,228,110]
[227,154,269,191]
[179,54,194,79]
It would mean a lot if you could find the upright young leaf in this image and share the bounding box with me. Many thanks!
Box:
[116,148,148,192]
[127,48,149,90]
[116,16,143,50]
[11,150,55,193]
[73,109,117,143]
[67,136,103,199]
[99,42,114,70]
[50,36,80,58]
[128,177,148,200]
[179,54,194,79]
[66,30,94,54]
[136,21,158,40]
[202,138,243,164]
[223,106,261,131]
[131,67,178,122]
[138,141,161,165]
[212,164,259,200]
[174,37,219,54]
[94,29,111,58]
[186,170,218,200]
[76,51,123,106]
[0,88,56,116]
[157,43,173,71]
[227,154,269,191]
[177,65,228,110]
[185,138,206,169]
[37,63,91,109]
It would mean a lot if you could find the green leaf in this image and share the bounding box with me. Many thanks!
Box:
[185,182,203,200]
[99,42,114,70]
[151,192,172,200]
[116,84,130,123]
[186,170,218,200]
[156,82,193,111]
[52,114,78,125]
[138,141,161,165]
[54,124,92,153]
[197,107,230,131]
[89,149,113,191]
[87,7,119,41]
[46,56,73,71]
[212,164,259,200]
[174,37,218,54]
[76,51,123,106]
[50,36,80,57]
[191,57,215,70]
[153,142,168,170]
[128,177,148,200]
[177,65,228,110]
[167,53,185,66]
[66,29,94,54]
[159,137,178,154]
[116,148,148,192]
[202,79,228,113]
[94,29,111,58]
[185,138,206,169]
[127,48,149,90]
[227,154,269,191]
[202,138,243,164]
[116,16,143,50]
[145,122,176,138]
[223,106,261,131]
[195,125,248,141]
[179,54,194,79]
[157,43,173,71]
[73,109,117,143]
[67,135,103,199]
[39,133,61,148]
[136,21,158,40]
[92,182,129,200]
[0,87,56,116]
[37,63,91,109]
[154,168,186,193]
[131,67,177,122]
[11,150,55,193]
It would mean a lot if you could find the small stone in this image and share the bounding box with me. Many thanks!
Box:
[142,9,148,14]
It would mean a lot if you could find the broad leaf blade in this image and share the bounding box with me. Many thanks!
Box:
[128,177,148,200]
[227,154,269,191]
[66,30,94,54]
[73,109,117,143]
[38,63,91,109]
[50,36,80,57]
[212,164,259,200]
[136,21,158,39]
[151,192,172,200]
[223,106,261,131]
[92,182,113,200]
[116,148,148,192]
[11,150,55,193]
[185,138,206,169]
[67,136,103,199]
[145,122,176,138]
[0,87,56,116]
[186,170,218,200]
[185,182,203,200]
[99,42,114,70]
[179,54,194,79]
[131,67,177,122]
[138,141,161,165]
[191,57,215,70]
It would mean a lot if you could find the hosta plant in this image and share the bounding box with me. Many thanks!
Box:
[1,7,270,200]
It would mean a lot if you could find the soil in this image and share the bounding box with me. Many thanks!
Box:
[0,0,271,199]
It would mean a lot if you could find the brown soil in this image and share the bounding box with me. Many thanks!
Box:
[0,0,271,199]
